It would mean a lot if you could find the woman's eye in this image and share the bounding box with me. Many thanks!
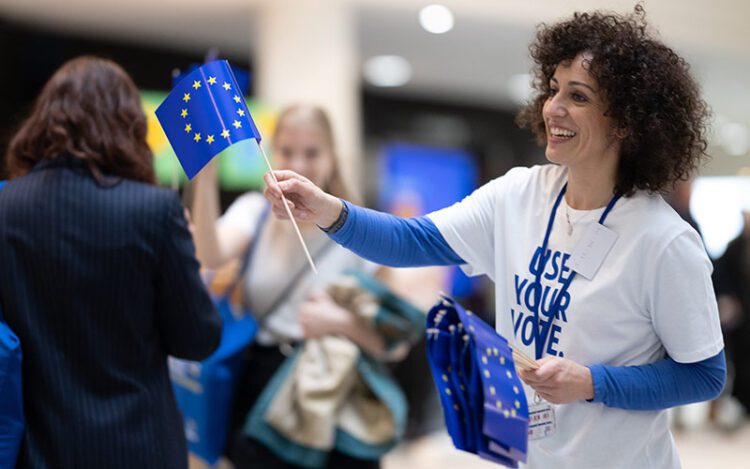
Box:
[281,148,294,158]
[548,88,558,97]
[305,148,319,160]
[572,92,588,103]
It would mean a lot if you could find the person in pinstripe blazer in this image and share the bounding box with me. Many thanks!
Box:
[0,56,221,468]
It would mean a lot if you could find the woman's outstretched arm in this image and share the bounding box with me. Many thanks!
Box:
[263,170,464,267]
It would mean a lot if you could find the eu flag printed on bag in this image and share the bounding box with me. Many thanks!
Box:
[426,295,529,468]
[156,60,262,179]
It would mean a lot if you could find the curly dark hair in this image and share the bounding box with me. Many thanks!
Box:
[6,56,154,184]
[516,5,710,195]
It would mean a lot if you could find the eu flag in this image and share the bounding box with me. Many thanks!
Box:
[426,295,529,468]
[156,60,262,180]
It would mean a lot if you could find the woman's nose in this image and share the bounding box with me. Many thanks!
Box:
[545,95,567,118]
[288,155,308,174]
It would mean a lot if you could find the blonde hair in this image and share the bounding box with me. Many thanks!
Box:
[272,104,358,204]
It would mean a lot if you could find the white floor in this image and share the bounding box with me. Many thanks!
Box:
[383,424,750,469]
[195,403,750,469]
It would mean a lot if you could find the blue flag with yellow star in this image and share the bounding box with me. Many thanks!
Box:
[156,60,262,180]
[426,295,529,468]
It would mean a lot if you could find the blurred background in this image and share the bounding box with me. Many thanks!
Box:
[1,0,748,467]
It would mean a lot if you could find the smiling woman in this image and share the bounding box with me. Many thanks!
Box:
[259,5,725,469]
[538,52,624,209]
[517,5,711,198]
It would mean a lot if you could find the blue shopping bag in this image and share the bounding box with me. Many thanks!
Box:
[0,306,23,467]
[0,181,24,466]
[169,205,268,465]
[169,300,257,465]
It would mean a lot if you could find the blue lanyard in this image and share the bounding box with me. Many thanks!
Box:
[531,183,621,359]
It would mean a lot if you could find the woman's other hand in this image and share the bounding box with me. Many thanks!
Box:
[518,356,595,404]
[263,170,343,228]
[298,290,386,356]
[298,291,352,339]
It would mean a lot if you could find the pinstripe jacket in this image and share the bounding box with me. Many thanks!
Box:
[0,156,221,468]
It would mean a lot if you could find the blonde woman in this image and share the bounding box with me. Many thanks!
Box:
[193,105,389,469]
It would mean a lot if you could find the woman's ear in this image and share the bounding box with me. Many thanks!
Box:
[615,126,629,140]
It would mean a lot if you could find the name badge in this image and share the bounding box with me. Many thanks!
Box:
[528,401,556,440]
[568,223,618,280]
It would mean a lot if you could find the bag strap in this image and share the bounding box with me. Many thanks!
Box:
[254,238,337,331]
[220,203,271,298]
[219,198,338,332]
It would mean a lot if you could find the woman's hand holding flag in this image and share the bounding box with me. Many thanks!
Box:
[263,170,343,230]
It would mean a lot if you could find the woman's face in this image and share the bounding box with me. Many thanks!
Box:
[273,119,334,189]
[542,53,622,171]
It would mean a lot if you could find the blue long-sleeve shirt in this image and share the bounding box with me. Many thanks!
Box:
[327,201,726,410]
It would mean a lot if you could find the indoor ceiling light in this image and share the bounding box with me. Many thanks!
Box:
[419,4,454,34]
[363,55,412,87]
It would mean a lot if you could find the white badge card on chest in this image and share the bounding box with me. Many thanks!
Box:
[528,393,557,441]
[568,223,618,280]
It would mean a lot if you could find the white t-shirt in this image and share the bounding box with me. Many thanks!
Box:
[428,164,723,469]
[219,192,374,345]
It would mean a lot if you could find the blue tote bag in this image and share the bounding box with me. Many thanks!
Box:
[169,206,269,465]
[0,307,23,466]
[0,180,24,466]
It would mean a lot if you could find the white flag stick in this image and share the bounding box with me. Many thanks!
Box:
[509,345,539,370]
[255,140,318,274]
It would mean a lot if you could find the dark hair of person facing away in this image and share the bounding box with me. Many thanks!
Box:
[516,4,711,196]
[6,56,155,184]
